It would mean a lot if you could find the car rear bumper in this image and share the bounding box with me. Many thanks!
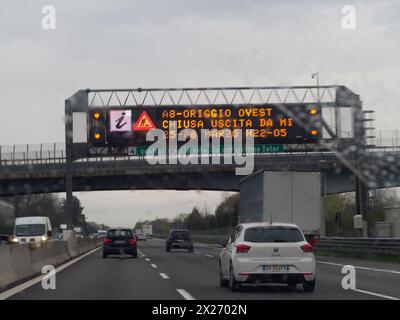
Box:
[103,246,136,255]
[236,272,314,283]
[167,241,193,249]
[233,258,316,282]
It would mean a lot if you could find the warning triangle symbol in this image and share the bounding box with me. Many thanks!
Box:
[133,111,156,131]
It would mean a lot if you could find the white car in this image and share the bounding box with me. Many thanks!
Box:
[137,232,146,241]
[219,222,316,292]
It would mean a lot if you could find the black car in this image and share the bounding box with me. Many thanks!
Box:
[103,228,137,258]
[166,229,193,252]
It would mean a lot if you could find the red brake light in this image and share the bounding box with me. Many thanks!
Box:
[236,243,251,253]
[103,238,112,245]
[301,243,313,253]
[128,239,137,245]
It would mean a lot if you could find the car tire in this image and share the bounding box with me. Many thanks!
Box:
[229,264,241,292]
[166,246,170,252]
[219,263,229,287]
[303,279,315,292]
[132,251,138,258]
[102,252,108,259]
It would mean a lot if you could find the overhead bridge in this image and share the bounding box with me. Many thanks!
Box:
[0,151,399,196]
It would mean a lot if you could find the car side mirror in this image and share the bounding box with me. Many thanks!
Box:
[47,231,52,237]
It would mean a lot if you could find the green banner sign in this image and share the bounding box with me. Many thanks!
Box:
[136,144,284,156]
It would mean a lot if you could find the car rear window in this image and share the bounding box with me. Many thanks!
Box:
[107,229,132,238]
[170,231,190,239]
[244,227,304,243]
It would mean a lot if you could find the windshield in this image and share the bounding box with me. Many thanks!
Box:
[170,231,190,239]
[15,224,46,237]
[1,1,400,305]
[107,229,132,238]
[244,227,305,243]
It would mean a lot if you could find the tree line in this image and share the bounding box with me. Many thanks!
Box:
[135,193,240,234]
[135,190,399,236]
[0,194,105,234]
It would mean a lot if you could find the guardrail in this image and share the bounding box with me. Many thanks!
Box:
[314,237,400,256]
[154,234,400,256]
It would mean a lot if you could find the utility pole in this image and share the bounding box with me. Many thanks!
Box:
[65,99,74,228]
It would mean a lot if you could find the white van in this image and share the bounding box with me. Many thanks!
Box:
[13,216,52,246]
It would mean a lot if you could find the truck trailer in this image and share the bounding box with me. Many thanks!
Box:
[239,171,323,237]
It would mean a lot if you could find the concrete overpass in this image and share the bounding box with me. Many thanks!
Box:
[0,151,399,196]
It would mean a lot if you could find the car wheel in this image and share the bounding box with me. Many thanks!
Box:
[132,251,138,258]
[102,252,107,259]
[219,262,229,287]
[303,279,315,292]
[166,246,170,252]
[229,264,241,292]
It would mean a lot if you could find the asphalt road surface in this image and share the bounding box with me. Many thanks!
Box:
[7,238,400,300]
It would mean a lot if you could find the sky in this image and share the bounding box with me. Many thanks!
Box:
[1,1,399,227]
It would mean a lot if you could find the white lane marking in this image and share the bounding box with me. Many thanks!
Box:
[159,273,170,279]
[142,254,146,257]
[317,261,400,275]
[151,264,157,269]
[353,288,399,300]
[205,254,213,258]
[145,258,151,262]
[195,251,200,255]
[0,246,101,300]
[177,289,196,300]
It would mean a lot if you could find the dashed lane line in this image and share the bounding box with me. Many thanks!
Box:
[177,289,196,300]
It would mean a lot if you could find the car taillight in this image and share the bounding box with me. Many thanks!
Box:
[236,243,251,253]
[128,239,137,245]
[103,238,112,245]
[301,243,313,253]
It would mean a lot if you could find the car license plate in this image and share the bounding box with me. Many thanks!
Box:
[114,240,125,244]
[262,265,289,272]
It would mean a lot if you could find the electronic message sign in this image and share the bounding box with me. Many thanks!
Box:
[88,104,321,148]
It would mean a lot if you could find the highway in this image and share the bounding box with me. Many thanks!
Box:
[6,238,400,300]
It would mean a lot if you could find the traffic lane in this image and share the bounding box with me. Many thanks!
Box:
[10,248,182,300]
[316,261,400,299]
[139,240,380,300]
[193,243,399,299]
[186,241,400,299]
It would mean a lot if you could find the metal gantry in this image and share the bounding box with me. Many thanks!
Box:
[87,86,337,108]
